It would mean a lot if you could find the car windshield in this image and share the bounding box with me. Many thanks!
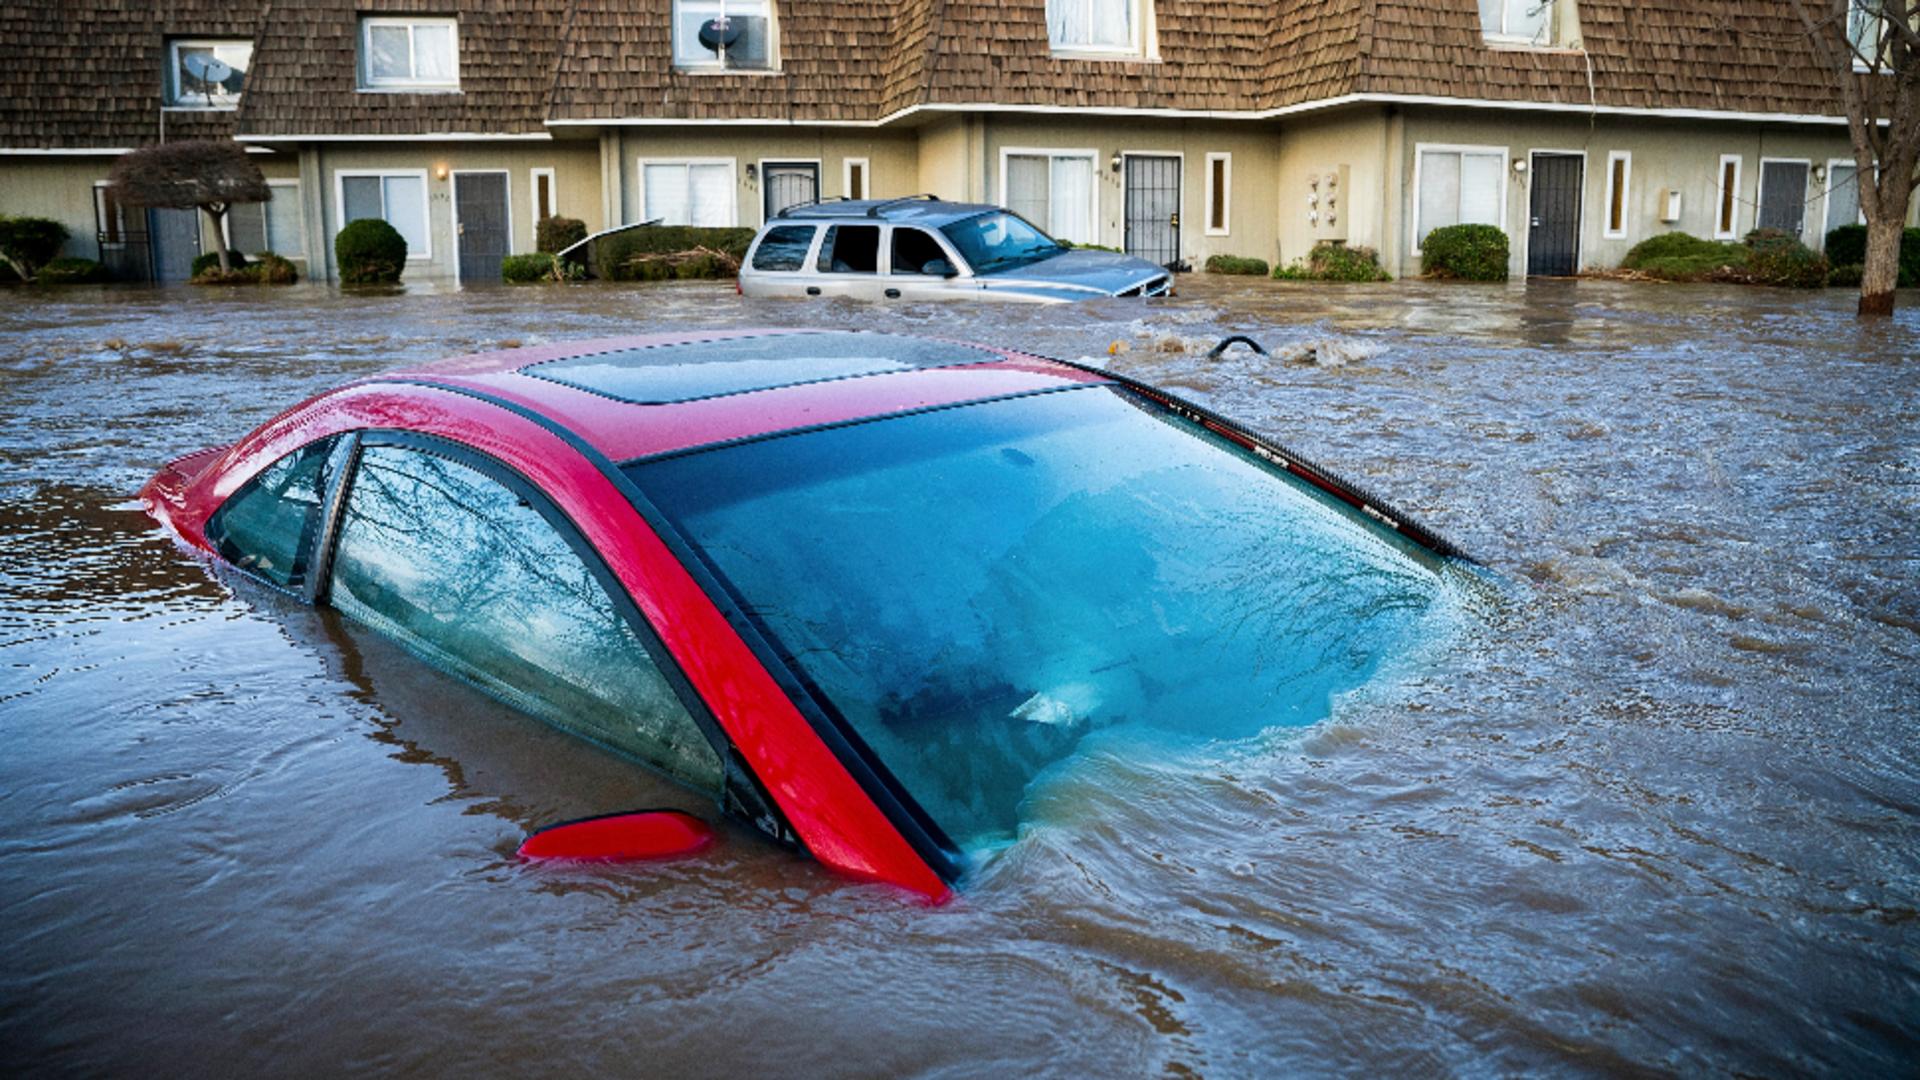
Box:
[628,387,1459,853]
[938,211,1065,275]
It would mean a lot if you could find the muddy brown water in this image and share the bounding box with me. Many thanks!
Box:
[2,278,1917,1077]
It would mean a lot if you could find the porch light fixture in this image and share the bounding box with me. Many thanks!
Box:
[1512,158,1527,173]
[745,162,758,182]
[434,163,448,180]
[1812,164,1827,184]
[1110,152,1122,173]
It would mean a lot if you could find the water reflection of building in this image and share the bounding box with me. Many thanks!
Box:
[3,0,1912,283]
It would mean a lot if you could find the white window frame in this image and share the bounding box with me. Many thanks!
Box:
[333,169,432,261]
[843,157,870,201]
[1480,0,1557,45]
[358,16,460,92]
[671,0,780,71]
[1824,157,1869,236]
[1203,152,1231,237]
[1756,157,1813,238]
[221,178,304,255]
[93,180,132,246]
[1602,150,1631,239]
[998,147,1102,246]
[1714,154,1744,240]
[530,167,557,234]
[1410,142,1510,255]
[165,38,252,110]
[1045,0,1150,57]
[636,157,739,227]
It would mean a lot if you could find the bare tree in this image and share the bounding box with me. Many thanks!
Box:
[1790,0,1919,316]
[107,140,270,274]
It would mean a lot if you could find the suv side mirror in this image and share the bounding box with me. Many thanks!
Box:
[923,259,958,278]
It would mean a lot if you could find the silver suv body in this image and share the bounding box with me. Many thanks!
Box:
[739,196,1174,304]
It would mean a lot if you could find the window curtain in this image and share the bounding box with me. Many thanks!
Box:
[687,163,734,227]
[382,177,428,255]
[1418,151,1502,246]
[1006,155,1051,233]
[1049,156,1094,245]
[267,189,304,257]
[341,176,383,225]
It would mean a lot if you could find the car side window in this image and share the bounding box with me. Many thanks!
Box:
[751,225,816,272]
[204,436,339,590]
[890,228,951,275]
[327,444,724,796]
[817,224,879,274]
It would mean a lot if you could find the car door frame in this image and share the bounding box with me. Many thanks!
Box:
[880,223,975,301]
[808,222,888,300]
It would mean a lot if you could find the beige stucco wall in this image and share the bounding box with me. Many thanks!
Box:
[304,140,601,281]
[612,127,921,232]
[1267,107,1396,270]
[1390,107,1903,278]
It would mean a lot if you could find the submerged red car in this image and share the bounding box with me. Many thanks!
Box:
[142,329,1466,902]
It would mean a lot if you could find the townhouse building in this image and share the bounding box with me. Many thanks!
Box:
[2,0,1912,284]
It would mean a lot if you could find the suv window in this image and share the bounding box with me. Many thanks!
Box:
[890,228,954,275]
[817,224,880,274]
[205,436,339,590]
[751,225,816,272]
[328,443,724,795]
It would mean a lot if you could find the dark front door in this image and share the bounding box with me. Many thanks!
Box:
[454,172,510,284]
[1758,160,1810,236]
[1527,152,1583,277]
[1124,155,1182,269]
[763,162,820,221]
[149,207,200,283]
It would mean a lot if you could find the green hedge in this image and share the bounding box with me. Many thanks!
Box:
[336,218,407,284]
[0,215,71,281]
[1273,241,1392,282]
[536,216,588,254]
[1822,224,1920,287]
[37,256,108,284]
[1620,232,1749,281]
[193,251,298,285]
[593,225,753,281]
[1204,254,1270,276]
[1742,229,1827,289]
[191,250,249,276]
[1420,224,1509,281]
[502,252,586,283]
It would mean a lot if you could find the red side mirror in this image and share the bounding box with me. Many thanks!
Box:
[517,809,715,862]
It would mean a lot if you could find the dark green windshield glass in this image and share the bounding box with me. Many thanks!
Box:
[629,386,1452,851]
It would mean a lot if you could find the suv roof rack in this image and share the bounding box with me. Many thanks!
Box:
[773,196,853,219]
[772,194,946,221]
[865,194,940,217]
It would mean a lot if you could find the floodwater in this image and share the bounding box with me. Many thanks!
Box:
[2,277,1917,1077]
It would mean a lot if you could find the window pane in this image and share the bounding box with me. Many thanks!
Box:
[847,162,865,200]
[643,164,689,224]
[1005,154,1050,234]
[536,173,553,221]
[890,228,948,275]
[172,42,250,106]
[382,176,429,254]
[1478,0,1503,33]
[1088,0,1132,47]
[229,201,268,254]
[413,24,456,82]
[1459,152,1503,226]
[1049,156,1094,245]
[1417,151,1461,244]
[1826,163,1861,235]
[752,225,816,271]
[674,1,722,64]
[266,187,304,257]
[817,224,880,273]
[1046,0,1088,46]
[206,437,337,590]
[330,446,724,794]
[342,176,383,224]
[368,25,411,80]
[687,162,733,226]
[1505,0,1549,39]
[1210,157,1228,231]
[1608,157,1627,232]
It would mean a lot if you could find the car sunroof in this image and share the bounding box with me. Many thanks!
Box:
[522,332,1004,404]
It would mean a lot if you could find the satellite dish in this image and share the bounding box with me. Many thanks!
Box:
[182,53,234,84]
[697,17,743,53]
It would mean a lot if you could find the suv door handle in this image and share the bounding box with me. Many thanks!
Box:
[805,286,821,296]
[884,288,901,299]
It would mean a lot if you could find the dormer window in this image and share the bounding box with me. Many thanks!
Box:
[673,0,776,71]
[1047,0,1145,55]
[1479,0,1567,47]
[166,39,252,109]
[359,16,459,91]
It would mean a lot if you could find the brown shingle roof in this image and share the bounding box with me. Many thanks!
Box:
[0,0,265,149]
[237,0,566,137]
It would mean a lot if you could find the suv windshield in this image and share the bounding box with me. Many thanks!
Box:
[939,211,1065,275]
[628,387,1457,853]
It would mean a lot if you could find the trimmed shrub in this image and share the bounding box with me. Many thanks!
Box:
[1827,263,1864,288]
[1742,228,1828,288]
[593,225,753,281]
[1205,254,1270,276]
[536,216,588,254]
[1619,231,1750,281]
[1828,224,1920,286]
[191,249,250,277]
[502,252,584,283]
[1273,241,1392,282]
[1420,224,1509,281]
[37,256,108,284]
[0,215,72,281]
[247,253,298,284]
[335,218,408,284]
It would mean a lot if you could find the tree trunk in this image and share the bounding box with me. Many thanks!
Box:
[202,205,231,273]
[1858,215,1903,318]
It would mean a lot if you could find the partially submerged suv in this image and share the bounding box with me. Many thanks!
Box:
[739,196,1174,304]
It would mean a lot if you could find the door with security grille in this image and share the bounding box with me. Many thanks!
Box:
[763,162,820,221]
[1124,155,1182,269]
[1758,160,1810,237]
[1527,152,1583,277]
[454,172,510,284]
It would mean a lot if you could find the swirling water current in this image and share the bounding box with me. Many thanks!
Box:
[1,277,1916,1077]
